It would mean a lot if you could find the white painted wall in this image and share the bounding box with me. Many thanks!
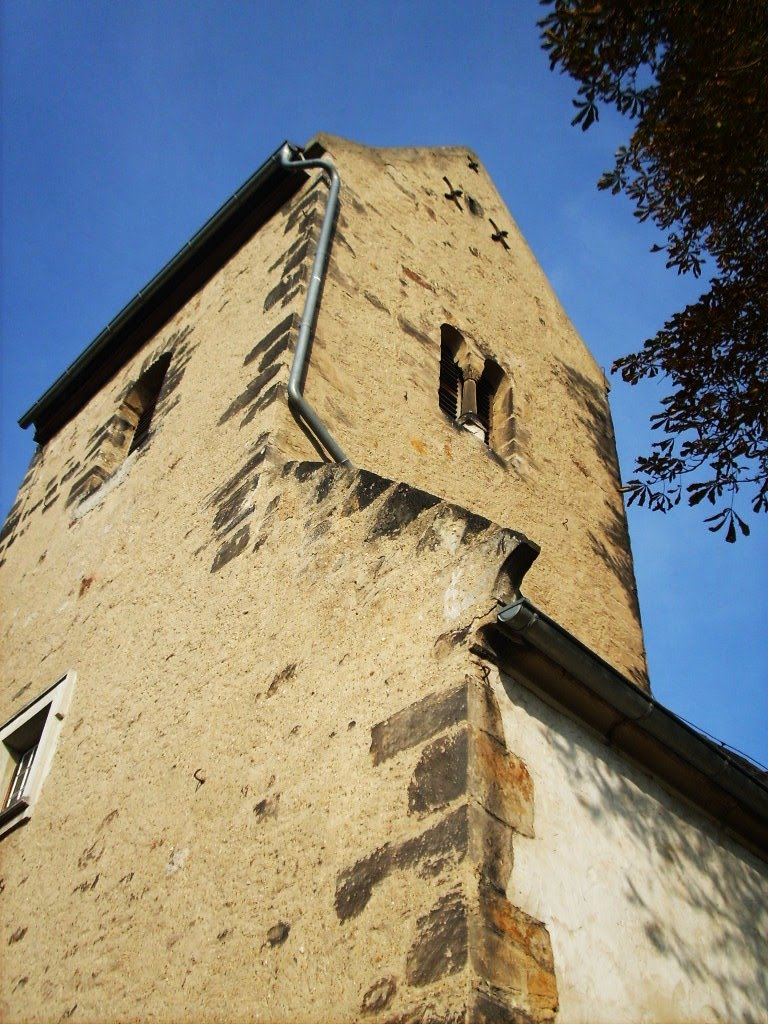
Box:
[497,670,768,1024]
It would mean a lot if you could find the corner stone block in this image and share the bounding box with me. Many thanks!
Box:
[471,882,559,1023]
[469,729,534,839]
[408,729,470,815]
[405,889,469,987]
[370,684,468,766]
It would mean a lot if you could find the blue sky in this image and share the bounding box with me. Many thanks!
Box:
[2,1,765,764]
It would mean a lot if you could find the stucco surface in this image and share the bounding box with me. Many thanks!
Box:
[1,453,526,1022]
[497,670,768,1024]
[299,135,647,687]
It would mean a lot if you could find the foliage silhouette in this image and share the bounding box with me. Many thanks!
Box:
[540,0,768,539]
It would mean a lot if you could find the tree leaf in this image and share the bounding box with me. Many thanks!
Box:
[540,0,767,540]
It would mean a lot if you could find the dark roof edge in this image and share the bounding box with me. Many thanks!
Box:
[493,597,768,860]
[19,140,306,444]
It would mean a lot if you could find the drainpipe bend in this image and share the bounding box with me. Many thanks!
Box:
[279,144,351,466]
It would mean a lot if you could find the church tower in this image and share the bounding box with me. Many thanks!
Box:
[1,136,765,1023]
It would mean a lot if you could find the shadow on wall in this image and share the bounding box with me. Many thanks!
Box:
[555,360,645,676]
[587,498,648,687]
[554,361,617,472]
[500,671,768,1024]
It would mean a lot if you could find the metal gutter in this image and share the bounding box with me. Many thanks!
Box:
[278,144,350,466]
[495,597,768,857]
[19,141,306,444]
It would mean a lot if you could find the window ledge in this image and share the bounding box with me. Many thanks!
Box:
[0,798,29,830]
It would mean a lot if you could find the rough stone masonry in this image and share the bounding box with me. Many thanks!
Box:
[0,134,693,1023]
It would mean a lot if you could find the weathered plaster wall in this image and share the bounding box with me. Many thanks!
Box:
[298,134,647,687]
[1,135,647,686]
[1,453,557,1023]
[493,667,768,1024]
[1,137,674,1022]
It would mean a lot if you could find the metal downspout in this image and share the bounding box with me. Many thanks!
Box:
[279,144,351,466]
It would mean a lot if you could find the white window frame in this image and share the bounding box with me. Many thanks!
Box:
[0,671,76,838]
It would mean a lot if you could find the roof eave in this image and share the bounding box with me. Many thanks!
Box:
[491,597,768,860]
[19,140,306,444]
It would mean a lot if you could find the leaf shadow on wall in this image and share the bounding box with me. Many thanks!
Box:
[498,670,768,1024]
[555,360,647,688]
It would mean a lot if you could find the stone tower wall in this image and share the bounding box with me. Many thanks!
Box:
[1,135,647,687]
[0,137,660,1022]
[297,136,646,686]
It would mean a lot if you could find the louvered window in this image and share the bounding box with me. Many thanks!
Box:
[439,325,508,451]
[439,346,463,420]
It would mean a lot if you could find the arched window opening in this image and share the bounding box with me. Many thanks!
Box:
[64,352,174,508]
[126,353,172,454]
[476,359,505,446]
[438,326,511,454]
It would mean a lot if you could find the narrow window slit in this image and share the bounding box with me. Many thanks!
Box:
[127,353,172,454]
[438,324,511,453]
